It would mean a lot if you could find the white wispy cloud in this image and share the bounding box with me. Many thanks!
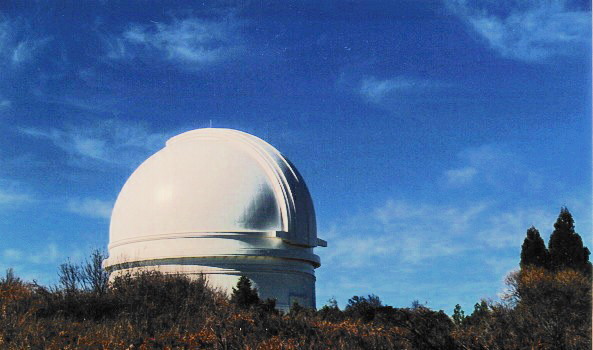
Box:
[0,16,48,67]
[447,0,590,61]
[375,199,489,236]
[477,207,554,249]
[3,248,23,261]
[0,189,31,204]
[0,178,33,205]
[108,16,243,66]
[0,242,92,284]
[2,243,61,265]
[10,39,45,64]
[323,234,398,268]
[322,199,489,269]
[442,144,543,191]
[20,119,169,168]
[0,99,10,109]
[359,76,445,103]
[67,198,113,219]
[444,166,478,186]
[27,243,61,264]
[374,199,490,262]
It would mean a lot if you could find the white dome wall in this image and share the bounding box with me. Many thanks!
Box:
[104,128,325,311]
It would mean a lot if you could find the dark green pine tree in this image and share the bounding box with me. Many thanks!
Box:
[230,276,260,309]
[548,207,591,273]
[520,226,550,269]
[452,304,465,327]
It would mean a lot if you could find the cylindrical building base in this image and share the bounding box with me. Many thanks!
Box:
[108,256,316,312]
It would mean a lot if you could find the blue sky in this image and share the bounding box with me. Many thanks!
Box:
[0,1,590,313]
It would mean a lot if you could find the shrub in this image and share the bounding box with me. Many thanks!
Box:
[230,275,260,309]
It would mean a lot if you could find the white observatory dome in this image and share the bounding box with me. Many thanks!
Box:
[104,128,326,310]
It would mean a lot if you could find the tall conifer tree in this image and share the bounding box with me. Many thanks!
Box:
[548,207,591,272]
[520,226,549,269]
[230,276,260,308]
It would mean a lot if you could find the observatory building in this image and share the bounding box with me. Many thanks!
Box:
[103,128,326,310]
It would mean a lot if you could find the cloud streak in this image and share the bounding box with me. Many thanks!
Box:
[444,167,478,186]
[0,189,31,204]
[67,198,113,219]
[442,144,543,191]
[107,16,243,67]
[2,243,61,265]
[0,241,87,284]
[0,99,11,109]
[359,76,445,103]
[0,178,33,205]
[20,119,169,168]
[0,16,48,67]
[321,199,490,269]
[447,0,590,62]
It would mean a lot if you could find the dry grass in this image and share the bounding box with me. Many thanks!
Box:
[0,268,589,349]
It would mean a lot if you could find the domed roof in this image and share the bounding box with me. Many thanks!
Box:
[109,128,323,250]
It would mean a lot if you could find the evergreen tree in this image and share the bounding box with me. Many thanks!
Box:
[452,304,465,327]
[548,207,591,273]
[230,276,260,309]
[463,300,490,326]
[520,226,549,269]
[345,294,382,322]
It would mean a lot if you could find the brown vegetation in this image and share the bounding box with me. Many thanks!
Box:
[0,263,590,349]
[0,268,459,349]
